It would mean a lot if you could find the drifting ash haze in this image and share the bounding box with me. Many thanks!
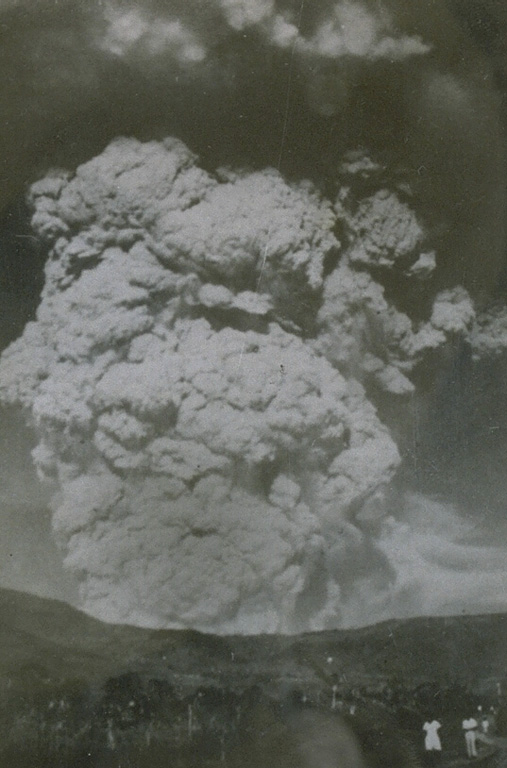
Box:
[1,0,507,633]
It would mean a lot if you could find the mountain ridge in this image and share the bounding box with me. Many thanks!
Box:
[1,586,506,695]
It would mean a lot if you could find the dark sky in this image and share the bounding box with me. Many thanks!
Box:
[0,0,506,628]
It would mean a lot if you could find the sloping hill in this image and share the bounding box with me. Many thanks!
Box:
[0,587,506,692]
[0,587,196,684]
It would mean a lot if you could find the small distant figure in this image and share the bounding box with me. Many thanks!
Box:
[481,715,490,735]
[462,717,478,759]
[423,718,442,764]
[106,718,116,750]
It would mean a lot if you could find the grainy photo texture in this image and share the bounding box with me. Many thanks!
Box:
[0,1,506,767]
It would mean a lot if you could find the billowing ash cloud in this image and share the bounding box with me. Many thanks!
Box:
[2,0,505,297]
[2,0,507,632]
[0,135,483,633]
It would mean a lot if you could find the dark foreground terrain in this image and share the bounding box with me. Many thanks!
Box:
[1,588,506,767]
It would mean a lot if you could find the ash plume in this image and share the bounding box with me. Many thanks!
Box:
[1,0,507,632]
[0,135,487,633]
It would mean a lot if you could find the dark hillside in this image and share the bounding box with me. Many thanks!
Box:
[1,588,506,768]
[1,588,506,691]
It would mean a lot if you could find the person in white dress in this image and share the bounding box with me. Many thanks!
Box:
[423,719,442,764]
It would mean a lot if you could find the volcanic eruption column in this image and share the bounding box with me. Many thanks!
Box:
[1,0,506,632]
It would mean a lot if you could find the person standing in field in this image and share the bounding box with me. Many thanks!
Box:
[462,717,479,759]
[423,718,442,764]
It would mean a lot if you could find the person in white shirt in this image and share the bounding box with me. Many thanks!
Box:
[462,717,478,758]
